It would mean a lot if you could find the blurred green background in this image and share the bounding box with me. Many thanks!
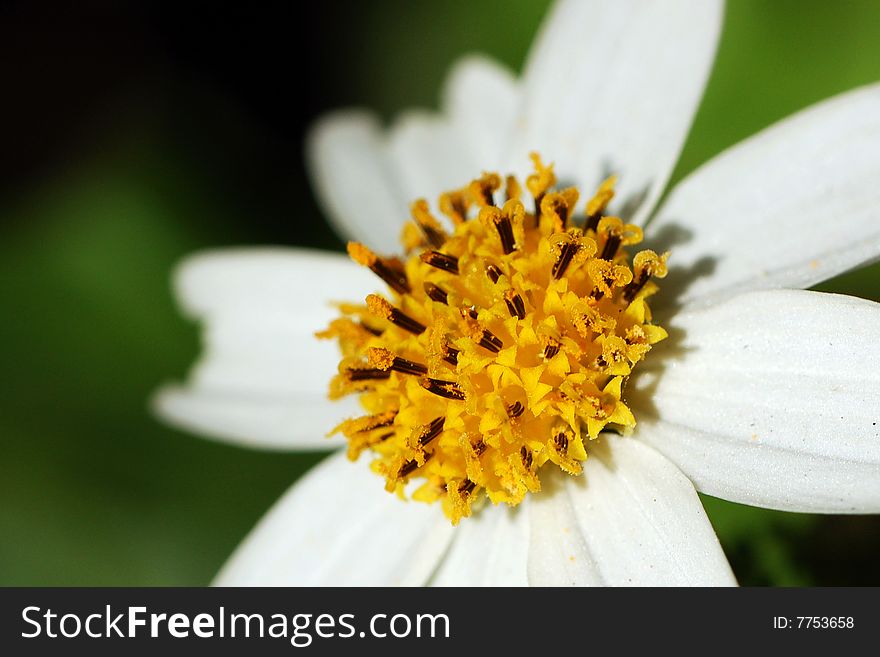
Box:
[1,0,879,586]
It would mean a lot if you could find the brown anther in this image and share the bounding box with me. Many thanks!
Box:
[493,213,516,254]
[476,328,503,353]
[472,438,487,456]
[584,212,603,233]
[424,282,449,305]
[410,199,448,248]
[600,234,621,261]
[543,338,561,360]
[552,241,578,279]
[420,377,466,401]
[366,294,426,335]
[439,190,469,224]
[486,264,502,284]
[347,242,410,295]
[507,401,525,419]
[622,271,651,302]
[420,250,459,274]
[346,368,392,382]
[352,410,397,433]
[359,322,383,337]
[418,417,445,447]
[585,175,617,232]
[368,347,428,376]
[520,446,533,470]
[442,344,460,366]
[399,452,433,479]
[470,172,501,207]
[459,479,477,496]
[504,290,526,320]
[554,430,569,453]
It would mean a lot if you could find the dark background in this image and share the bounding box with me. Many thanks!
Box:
[1,0,879,585]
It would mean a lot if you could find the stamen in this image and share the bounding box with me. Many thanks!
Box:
[333,410,397,435]
[469,172,501,207]
[507,401,525,419]
[622,271,650,302]
[481,206,518,254]
[600,234,621,261]
[439,190,470,224]
[486,264,502,283]
[399,452,433,479]
[359,322,384,337]
[520,446,533,470]
[505,175,521,202]
[420,377,465,400]
[420,250,459,274]
[442,344,460,366]
[417,416,446,447]
[347,368,392,382]
[459,479,476,496]
[585,175,617,232]
[597,217,644,263]
[423,282,449,305]
[552,241,578,279]
[368,347,428,376]
[366,294,426,335]
[347,242,410,295]
[623,250,669,302]
[474,328,503,353]
[411,199,448,248]
[526,152,556,220]
[554,430,569,453]
[542,337,561,360]
[504,290,526,319]
[540,188,579,233]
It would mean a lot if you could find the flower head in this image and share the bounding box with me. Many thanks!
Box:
[155,0,880,586]
[324,158,668,523]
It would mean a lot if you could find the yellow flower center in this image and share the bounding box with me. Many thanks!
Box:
[318,153,669,524]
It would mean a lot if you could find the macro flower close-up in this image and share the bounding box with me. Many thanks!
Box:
[152,0,880,586]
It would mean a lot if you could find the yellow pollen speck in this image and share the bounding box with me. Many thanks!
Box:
[319,154,668,523]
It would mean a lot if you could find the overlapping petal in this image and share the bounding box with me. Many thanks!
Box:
[154,248,379,450]
[215,450,455,585]
[648,83,880,311]
[527,435,736,586]
[307,57,519,252]
[431,503,530,586]
[631,289,880,513]
[507,0,723,225]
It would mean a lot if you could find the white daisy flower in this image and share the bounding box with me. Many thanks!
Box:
[154,0,880,586]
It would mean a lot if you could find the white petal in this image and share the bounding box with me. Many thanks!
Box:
[387,111,479,206]
[387,56,519,204]
[507,0,723,224]
[632,289,880,513]
[649,83,880,310]
[215,451,454,586]
[431,503,530,586]
[153,386,356,451]
[154,248,379,450]
[306,111,408,253]
[527,435,735,586]
[442,55,520,173]
[306,57,519,251]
